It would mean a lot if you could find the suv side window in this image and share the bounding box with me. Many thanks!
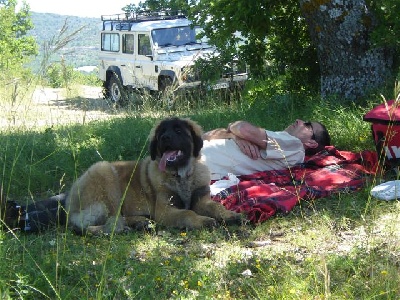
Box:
[101,33,120,52]
[138,34,151,55]
[122,34,134,54]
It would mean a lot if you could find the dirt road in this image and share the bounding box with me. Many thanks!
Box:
[1,85,122,129]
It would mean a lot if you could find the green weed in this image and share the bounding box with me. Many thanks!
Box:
[0,80,399,299]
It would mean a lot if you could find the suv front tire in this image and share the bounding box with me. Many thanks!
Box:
[106,73,127,106]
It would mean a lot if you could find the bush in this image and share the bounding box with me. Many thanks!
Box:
[45,62,101,88]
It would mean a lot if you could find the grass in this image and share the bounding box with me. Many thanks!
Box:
[0,79,400,299]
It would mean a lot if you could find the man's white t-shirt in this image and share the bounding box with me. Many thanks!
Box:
[201,130,305,180]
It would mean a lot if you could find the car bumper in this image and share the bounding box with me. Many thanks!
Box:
[178,73,248,91]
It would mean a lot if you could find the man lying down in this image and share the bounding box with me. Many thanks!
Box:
[201,119,331,180]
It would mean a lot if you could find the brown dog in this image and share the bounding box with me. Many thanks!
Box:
[65,117,241,234]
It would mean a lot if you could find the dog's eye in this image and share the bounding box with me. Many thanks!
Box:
[158,129,166,139]
[174,127,182,134]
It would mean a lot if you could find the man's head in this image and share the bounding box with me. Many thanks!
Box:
[285,119,331,155]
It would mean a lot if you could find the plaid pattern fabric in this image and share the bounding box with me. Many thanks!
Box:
[212,146,378,224]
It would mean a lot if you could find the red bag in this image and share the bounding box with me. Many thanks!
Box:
[363,100,400,163]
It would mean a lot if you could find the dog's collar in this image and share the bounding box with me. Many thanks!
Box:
[178,165,193,178]
[168,158,194,178]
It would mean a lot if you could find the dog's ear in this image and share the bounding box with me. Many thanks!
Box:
[185,119,204,157]
[149,121,161,160]
[149,138,158,160]
[192,134,203,157]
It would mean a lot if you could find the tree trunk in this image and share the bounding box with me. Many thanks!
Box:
[299,0,393,101]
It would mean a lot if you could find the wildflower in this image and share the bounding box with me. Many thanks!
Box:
[180,280,189,289]
[241,269,252,277]
[255,259,261,269]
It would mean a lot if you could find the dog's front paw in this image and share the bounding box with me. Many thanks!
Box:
[86,225,107,235]
[219,210,243,225]
[185,215,217,230]
[131,219,155,231]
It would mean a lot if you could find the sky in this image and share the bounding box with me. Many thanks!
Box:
[19,0,140,18]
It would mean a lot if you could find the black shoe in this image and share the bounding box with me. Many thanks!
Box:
[1,193,67,233]
[1,200,25,230]
[23,193,67,233]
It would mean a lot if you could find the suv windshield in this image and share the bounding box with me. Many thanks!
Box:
[152,26,199,47]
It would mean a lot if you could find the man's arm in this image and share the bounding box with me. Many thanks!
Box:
[202,128,235,140]
[203,121,268,160]
[228,121,267,149]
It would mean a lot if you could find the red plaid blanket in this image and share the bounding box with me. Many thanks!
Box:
[211,146,378,224]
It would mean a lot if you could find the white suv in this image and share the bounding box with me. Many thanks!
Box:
[98,11,248,105]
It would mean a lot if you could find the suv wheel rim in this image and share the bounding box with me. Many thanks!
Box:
[111,82,121,102]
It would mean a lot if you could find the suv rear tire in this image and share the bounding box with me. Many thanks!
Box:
[159,77,175,108]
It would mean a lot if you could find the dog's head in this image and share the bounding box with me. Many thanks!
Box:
[149,117,203,171]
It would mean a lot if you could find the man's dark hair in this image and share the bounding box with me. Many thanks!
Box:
[305,122,331,156]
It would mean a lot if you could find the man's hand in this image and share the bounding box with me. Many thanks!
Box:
[233,136,262,159]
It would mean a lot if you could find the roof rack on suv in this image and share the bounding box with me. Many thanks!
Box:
[101,10,187,30]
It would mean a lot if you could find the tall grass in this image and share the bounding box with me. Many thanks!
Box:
[0,78,399,299]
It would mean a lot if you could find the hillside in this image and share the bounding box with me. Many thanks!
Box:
[28,12,100,70]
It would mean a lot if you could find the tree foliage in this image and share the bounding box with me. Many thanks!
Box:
[190,0,318,92]
[123,0,399,98]
[368,0,400,69]
[262,2,319,92]
[123,0,192,13]
[0,0,37,74]
[126,0,320,92]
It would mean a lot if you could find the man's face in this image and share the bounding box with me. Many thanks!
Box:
[285,119,319,143]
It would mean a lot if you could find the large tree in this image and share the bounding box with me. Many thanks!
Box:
[299,0,394,100]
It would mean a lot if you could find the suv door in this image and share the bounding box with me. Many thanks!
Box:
[134,33,157,90]
[120,33,137,87]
